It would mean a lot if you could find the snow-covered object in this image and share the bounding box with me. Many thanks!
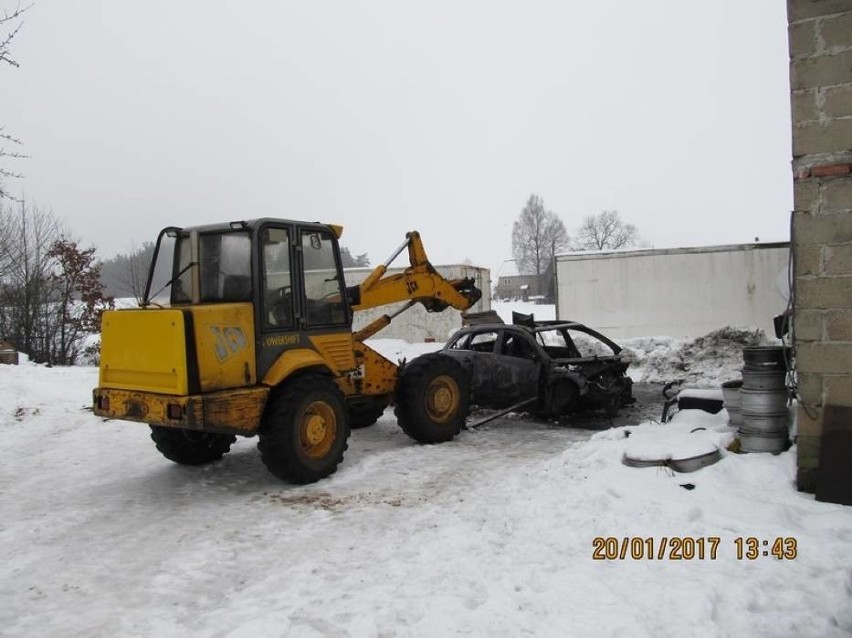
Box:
[623,410,730,463]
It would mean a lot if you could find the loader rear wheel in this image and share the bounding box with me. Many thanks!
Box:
[149,426,236,466]
[394,353,470,443]
[258,375,350,484]
[347,397,389,429]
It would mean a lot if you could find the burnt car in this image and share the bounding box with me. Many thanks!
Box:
[440,314,633,418]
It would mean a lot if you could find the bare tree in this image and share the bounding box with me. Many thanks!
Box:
[573,210,640,251]
[0,3,31,202]
[0,201,113,364]
[511,194,569,276]
[0,201,61,359]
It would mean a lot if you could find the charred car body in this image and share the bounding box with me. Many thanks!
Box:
[440,313,633,418]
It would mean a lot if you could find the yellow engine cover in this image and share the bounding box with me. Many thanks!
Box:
[100,308,192,395]
[99,304,257,396]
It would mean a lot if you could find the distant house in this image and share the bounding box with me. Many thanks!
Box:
[0,339,19,365]
[493,260,551,302]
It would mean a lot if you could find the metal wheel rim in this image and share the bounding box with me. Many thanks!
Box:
[299,400,337,459]
[425,375,460,424]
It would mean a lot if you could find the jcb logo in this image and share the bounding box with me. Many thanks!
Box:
[210,326,248,362]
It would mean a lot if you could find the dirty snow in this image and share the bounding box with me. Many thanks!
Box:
[2,319,851,637]
[625,327,775,388]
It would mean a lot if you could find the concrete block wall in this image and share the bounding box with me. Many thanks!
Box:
[788,0,852,492]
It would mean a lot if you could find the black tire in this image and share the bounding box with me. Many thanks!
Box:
[394,353,470,443]
[149,426,236,466]
[347,396,389,429]
[258,375,350,484]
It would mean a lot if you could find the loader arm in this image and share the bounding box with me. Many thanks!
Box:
[346,231,482,342]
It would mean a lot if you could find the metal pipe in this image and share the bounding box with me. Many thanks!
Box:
[467,397,538,428]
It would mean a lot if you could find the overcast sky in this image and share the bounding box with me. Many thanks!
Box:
[1,1,792,275]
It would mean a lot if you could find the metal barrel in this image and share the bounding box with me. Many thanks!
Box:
[737,347,790,453]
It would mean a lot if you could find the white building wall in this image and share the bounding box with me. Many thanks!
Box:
[345,265,491,343]
[555,243,790,339]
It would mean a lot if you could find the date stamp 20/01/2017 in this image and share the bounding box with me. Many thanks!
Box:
[592,536,798,561]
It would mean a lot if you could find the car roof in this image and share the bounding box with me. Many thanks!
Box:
[455,321,590,333]
[452,320,622,353]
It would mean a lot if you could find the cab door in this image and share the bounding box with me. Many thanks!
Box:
[255,223,299,381]
[295,226,356,374]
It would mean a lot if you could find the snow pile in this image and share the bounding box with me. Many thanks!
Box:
[624,327,773,387]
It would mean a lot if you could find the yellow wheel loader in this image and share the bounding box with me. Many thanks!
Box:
[93,219,482,483]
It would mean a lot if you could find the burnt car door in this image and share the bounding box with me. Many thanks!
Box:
[489,329,541,407]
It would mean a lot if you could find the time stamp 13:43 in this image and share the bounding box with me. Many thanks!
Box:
[592,536,798,561]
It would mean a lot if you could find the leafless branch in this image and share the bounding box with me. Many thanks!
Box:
[0,3,31,68]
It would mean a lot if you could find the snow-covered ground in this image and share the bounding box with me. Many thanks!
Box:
[2,328,851,637]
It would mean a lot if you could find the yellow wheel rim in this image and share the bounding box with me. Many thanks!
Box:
[299,400,337,459]
[425,375,460,424]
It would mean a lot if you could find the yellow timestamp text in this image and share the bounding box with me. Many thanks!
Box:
[592,536,799,561]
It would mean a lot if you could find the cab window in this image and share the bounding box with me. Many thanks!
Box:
[262,228,294,329]
[199,232,252,303]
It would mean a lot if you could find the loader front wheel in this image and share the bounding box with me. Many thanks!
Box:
[395,353,470,443]
[149,426,236,466]
[258,375,350,484]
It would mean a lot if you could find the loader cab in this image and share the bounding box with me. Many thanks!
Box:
[143,219,353,380]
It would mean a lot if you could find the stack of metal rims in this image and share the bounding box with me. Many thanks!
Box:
[721,379,743,428]
[738,346,790,453]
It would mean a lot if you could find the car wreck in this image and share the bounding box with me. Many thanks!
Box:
[441,313,634,419]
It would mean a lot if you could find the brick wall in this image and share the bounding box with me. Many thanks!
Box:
[788,0,852,492]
